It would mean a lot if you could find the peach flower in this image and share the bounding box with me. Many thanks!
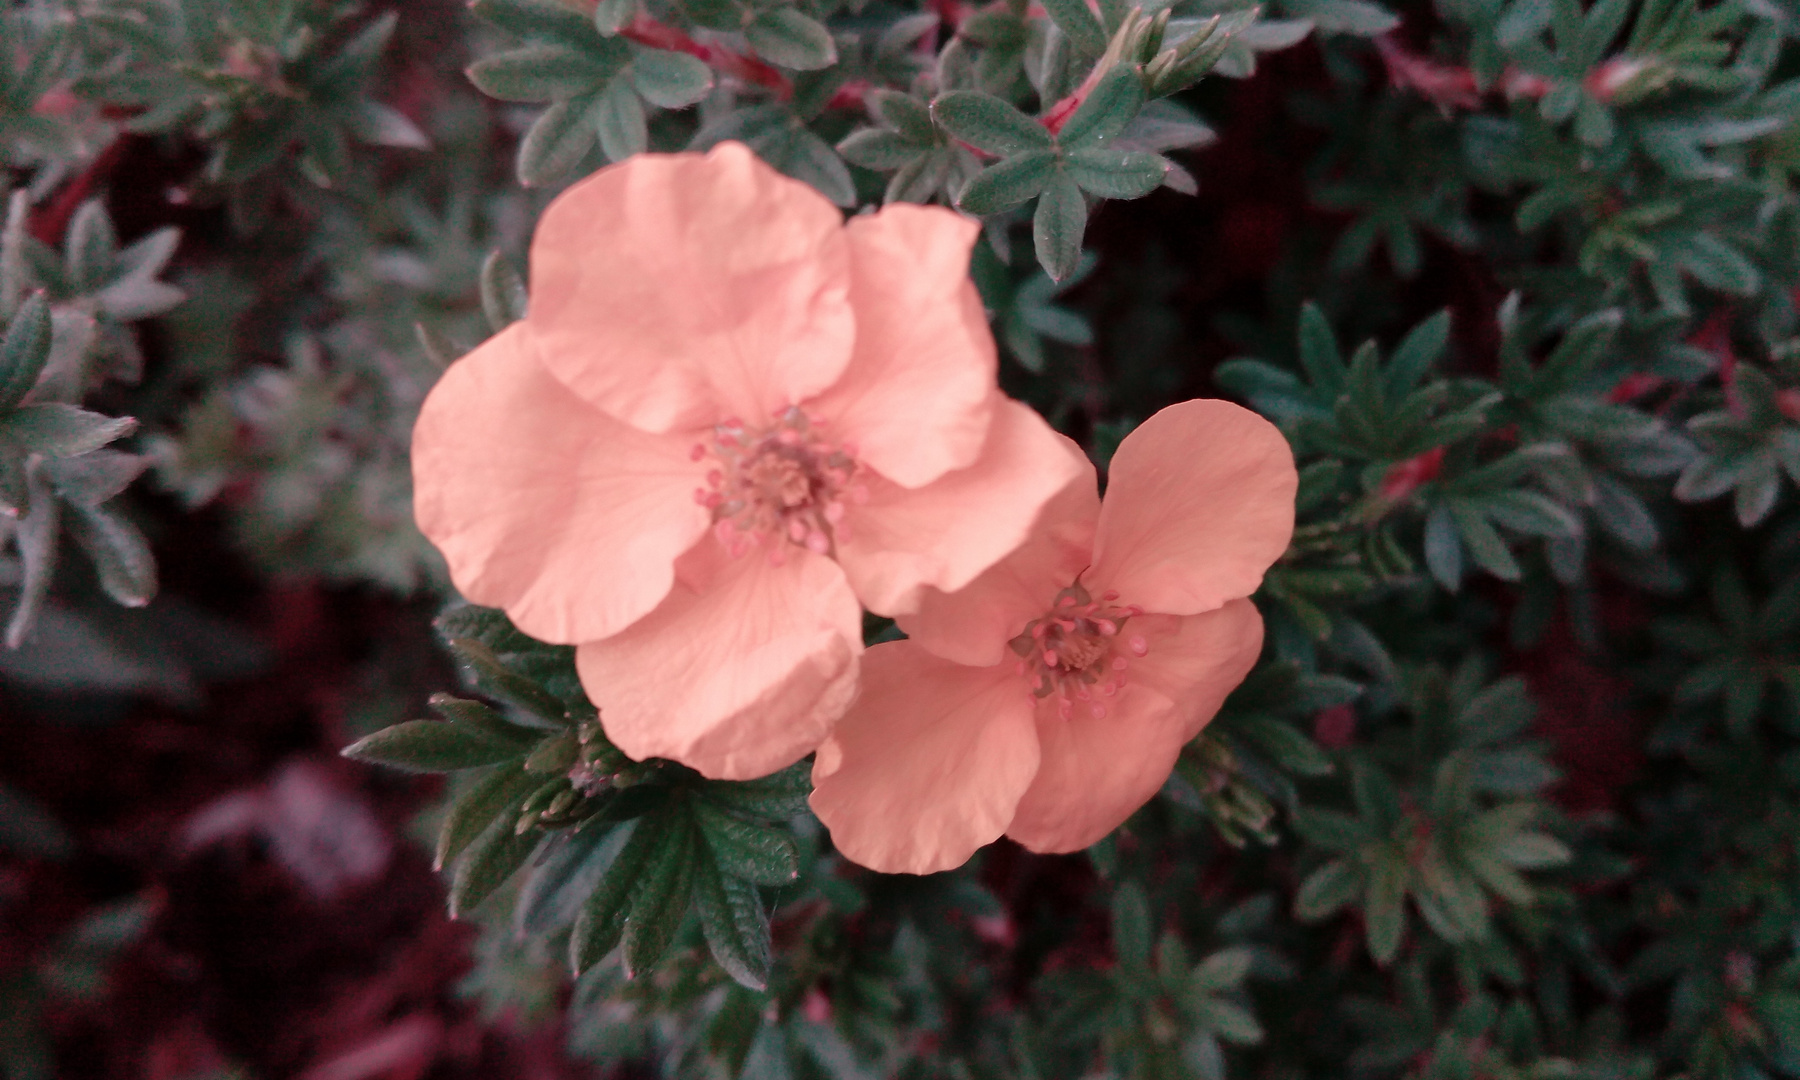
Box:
[809,400,1297,874]
[411,143,1079,780]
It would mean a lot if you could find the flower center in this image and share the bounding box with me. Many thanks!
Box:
[693,407,866,562]
[1009,582,1147,721]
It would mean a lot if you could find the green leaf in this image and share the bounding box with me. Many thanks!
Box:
[94,275,184,321]
[436,765,541,869]
[932,91,1053,156]
[1063,148,1164,199]
[1111,881,1153,968]
[1033,169,1086,282]
[1293,808,1373,851]
[1456,676,1533,746]
[754,123,857,208]
[1285,0,1398,35]
[1590,474,1658,550]
[65,504,155,608]
[1673,233,1760,296]
[1039,0,1106,54]
[1448,502,1521,581]
[632,48,713,107]
[472,0,600,48]
[479,251,528,334]
[517,822,634,935]
[1674,445,1749,502]
[6,464,57,648]
[693,854,772,989]
[594,0,634,34]
[1192,946,1254,991]
[343,719,535,773]
[699,764,813,819]
[516,94,600,186]
[1364,853,1407,964]
[445,636,568,720]
[744,8,838,70]
[65,200,117,295]
[623,810,696,976]
[40,449,141,512]
[871,90,937,144]
[471,0,597,47]
[1296,302,1345,397]
[1231,714,1333,776]
[0,291,52,411]
[1417,844,1489,941]
[0,441,27,518]
[593,72,648,161]
[449,817,542,918]
[467,44,616,102]
[838,128,919,170]
[1193,998,1264,1045]
[1351,760,1404,830]
[957,150,1058,214]
[694,801,799,885]
[0,405,135,458]
[1490,832,1570,869]
[1056,64,1144,150]
[430,694,543,745]
[1387,310,1449,395]
[1463,847,1534,906]
[1496,0,1552,45]
[1424,504,1464,591]
[570,817,654,973]
[1296,859,1362,919]
[1481,490,1581,538]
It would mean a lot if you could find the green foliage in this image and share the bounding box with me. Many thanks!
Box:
[79,0,426,201]
[0,192,167,647]
[347,603,805,992]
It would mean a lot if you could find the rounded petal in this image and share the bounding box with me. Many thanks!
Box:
[529,142,854,433]
[1005,599,1263,854]
[411,323,709,644]
[837,398,1088,618]
[810,642,1039,875]
[803,205,996,487]
[577,544,862,780]
[895,446,1099,667]
[1088,400,1297,615]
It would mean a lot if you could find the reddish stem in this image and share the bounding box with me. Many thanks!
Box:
[825,79,872,112]
[619,13,792,98]
[1376,445,1445,503]
[1373,33,1645,113]
[30,135,127,246]
[1041,60,1105,135]
[1689,307,1742,418]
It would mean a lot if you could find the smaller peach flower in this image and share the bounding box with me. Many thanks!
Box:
[809,400,1297,874]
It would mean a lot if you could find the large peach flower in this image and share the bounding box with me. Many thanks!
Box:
[809,400,1297,874]
[412,143,1079,780]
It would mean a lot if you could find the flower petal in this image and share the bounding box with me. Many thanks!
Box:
[894,447,1099,667]
[803,205,996,487]
[411,323,709,644]
[837,398,1088,618]
[576,543,862,780]
[1004,599,1263,854]
[810,642,1039,875]
[1088,400,1296,615]
[528,142,854,433]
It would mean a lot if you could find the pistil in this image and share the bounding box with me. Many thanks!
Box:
[693,407,865,562]
[1009,583,1145,720]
